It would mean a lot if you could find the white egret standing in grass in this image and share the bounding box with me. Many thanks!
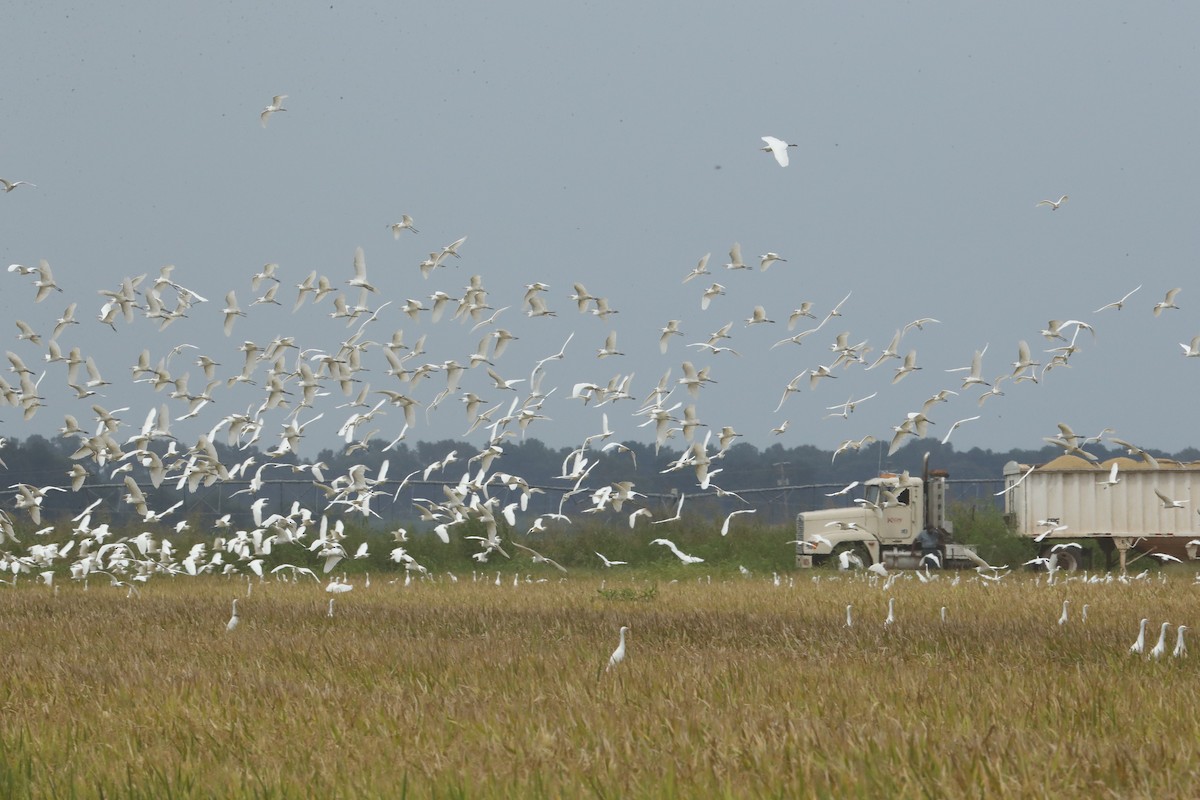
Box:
[844,604,852,628]
[1174,625,1188,658]
[884,597,895,627]
[1081,604,1089,624]
[226,598,239,631]
[1150,622,1171,659]
[602,625,629,679]
[1130,618,1149,654]
[327,598,335,618]
[1058,600,1069,626]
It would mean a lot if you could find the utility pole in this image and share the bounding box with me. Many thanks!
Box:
[773,461,790,486]
[774,461,790,520]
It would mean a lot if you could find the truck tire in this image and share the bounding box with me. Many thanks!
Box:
[828,542,871,570]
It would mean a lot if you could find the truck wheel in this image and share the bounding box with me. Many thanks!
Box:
[829,542,870,570]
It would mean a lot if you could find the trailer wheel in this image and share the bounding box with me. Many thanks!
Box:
[1042,545,1081,573]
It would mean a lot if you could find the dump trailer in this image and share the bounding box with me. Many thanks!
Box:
[1001,455,1200,571]
[794,459,988,570]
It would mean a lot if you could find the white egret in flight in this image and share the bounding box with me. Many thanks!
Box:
[260,94,287,127]
[1036,194,1068,210]
[760,136,797,167]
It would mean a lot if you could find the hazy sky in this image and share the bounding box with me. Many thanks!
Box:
[3,2,1199,463]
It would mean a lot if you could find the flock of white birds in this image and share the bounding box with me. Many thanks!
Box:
[1,103,1197,667]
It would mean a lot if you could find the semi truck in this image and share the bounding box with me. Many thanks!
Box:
[794,457,989,571]
[796,454,1200,572]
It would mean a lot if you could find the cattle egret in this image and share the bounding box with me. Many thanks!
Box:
[996,464,1036,497]
[1150,622,1170,659]
[682,253,711,283]
[720,508,756,536]
[1153,288,1181,316]
[0,179,36,192]
[724,243,748,271]
[33,260,61,302]
[1097,462,1120,489]
[511,541,567,573]
[389,215,419,237]
[825,481,860,497]
[1130,618,1149,654]
[1154,489,1187,509]
[1095,285,1141,313]
[760,136,797,167]
[942,416,981,445]
[838,550,864,570]
[700,283,725,310]
[261,94,287,126]
[650,538,703,564]
[759,252,787,271]
[222,292,245,336]
[595,551,627,568]
[1036,194,1068,210]
[605,625,629,673]
[226,598,239,631]
[745,305,774,325]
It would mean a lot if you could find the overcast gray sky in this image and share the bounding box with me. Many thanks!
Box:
[3,1,1199,461]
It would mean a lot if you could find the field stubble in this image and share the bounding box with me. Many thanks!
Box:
[0,571,1197,798]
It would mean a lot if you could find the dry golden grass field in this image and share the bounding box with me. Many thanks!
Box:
[0,569,1197,798]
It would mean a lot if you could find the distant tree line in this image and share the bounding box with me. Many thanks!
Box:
[2,432,1195,529]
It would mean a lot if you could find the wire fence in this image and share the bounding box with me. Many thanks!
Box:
[0,477,1008,530]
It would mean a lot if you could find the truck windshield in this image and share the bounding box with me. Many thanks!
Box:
[863,485,908,507]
